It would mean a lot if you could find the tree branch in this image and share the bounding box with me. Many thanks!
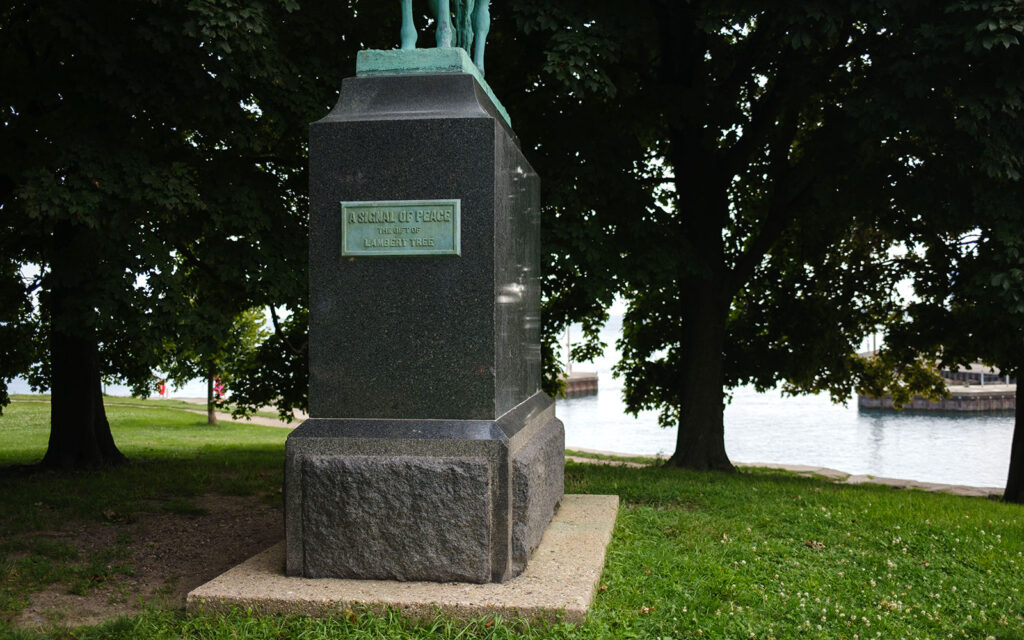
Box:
[0,174,14,208]
[638,177,677,186]
[23,272,43,295]
[725,21,870,292]
[718,14,775,92]
[649,1,729,271]
[727,112,813,293]
[722,20,862,179]
[269,305,307,355]
[173,240,221,282]
[721,50,795,178]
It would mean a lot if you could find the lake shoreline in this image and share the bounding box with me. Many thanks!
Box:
[567,447,1005,498]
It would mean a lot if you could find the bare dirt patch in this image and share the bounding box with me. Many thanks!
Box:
[12,494,282,630]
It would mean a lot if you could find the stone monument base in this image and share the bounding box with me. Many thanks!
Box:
[187,494,618,625]
[285,393,564,583]
[295,56,560,585]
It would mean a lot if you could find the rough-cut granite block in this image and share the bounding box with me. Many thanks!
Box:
[286,393,561,583]
[301,456,492,583]
[511,417,565,574]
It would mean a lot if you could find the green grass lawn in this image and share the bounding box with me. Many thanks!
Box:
[0,398,286,532]
[565,449,662,465]
[8,394,290,424]
[1,396,1023,639]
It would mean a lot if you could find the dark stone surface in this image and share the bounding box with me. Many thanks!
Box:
[511,416,565,575]
[333,72,514,138]
[301,456,492,582]
[286,417,506,442]
[494,114,543,415]
[308,73,540,421]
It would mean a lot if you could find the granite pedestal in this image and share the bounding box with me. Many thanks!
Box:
[286,57,563,584]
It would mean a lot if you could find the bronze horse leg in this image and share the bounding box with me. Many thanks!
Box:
[399,0,488,74]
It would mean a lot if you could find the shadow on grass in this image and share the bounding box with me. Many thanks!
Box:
[0,446,284,538]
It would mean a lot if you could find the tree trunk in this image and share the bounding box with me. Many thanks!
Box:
[207,369,218,426]
[666,283,735,472]
[41,221,126,469]
[42,330,125,469]
[1004,382,1023,504]
[653,3,734,472]
[664,130,734,470]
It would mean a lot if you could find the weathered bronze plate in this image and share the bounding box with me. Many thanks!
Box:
[341,200,461,257]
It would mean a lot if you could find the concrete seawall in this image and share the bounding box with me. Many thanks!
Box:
[563,372,598,397]
[858,384,1016,412]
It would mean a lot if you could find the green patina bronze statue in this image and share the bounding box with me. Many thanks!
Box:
[400,0,491,75]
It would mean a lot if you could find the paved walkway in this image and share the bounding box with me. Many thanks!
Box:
[185,409,302,428]
[177,397,306,427]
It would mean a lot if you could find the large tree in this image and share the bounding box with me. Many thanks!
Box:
[9,1,1022,476]
[159,308,268,425]
[0,1,393,467]
[892,219,1024,504]
[499,0,1024,470]
[880,150,1024,502]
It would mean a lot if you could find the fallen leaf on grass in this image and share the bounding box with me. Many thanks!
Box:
[101,509,132,523]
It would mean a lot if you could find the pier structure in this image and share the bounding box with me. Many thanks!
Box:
[858,383,1016,412]
[563,372,598,397]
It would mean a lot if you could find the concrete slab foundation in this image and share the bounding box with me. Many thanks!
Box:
[187,494,618,624]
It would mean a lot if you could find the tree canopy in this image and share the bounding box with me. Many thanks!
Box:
[0,1,393,465]
[499,0,1024,470]
[4,0,1024,482]
[875,32,1024,502]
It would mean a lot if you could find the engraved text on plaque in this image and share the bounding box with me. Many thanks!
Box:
[341,200,461,257]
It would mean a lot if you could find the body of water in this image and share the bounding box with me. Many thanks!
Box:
[8,377,210,400]
[559,312,1016,489]
[559,386,1014,488]
[9,313,1016,488]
